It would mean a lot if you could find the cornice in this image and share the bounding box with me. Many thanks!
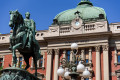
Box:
[44,31,112,41]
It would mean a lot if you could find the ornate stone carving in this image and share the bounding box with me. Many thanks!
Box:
[81,49,85,53]
[71,12,83,30]
[95,46,100,52]
[102,45,109,51]
[49,27,58,32]
[54,49,59,55]
[47,49,53,55]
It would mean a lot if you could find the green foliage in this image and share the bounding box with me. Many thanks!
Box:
[0,66,3,70]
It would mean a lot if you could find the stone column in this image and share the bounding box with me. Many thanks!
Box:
[31,58,33,68]
[22,57,24,68]
[46,49,53,80]
[70,50,73,61]
[42,53,45,68]
[102,45,109,80]
[63,50,66,58]
[114,47,117,66]
[81,49,85,61]
[95,46,101,80]
[16,57,19,68]
[2,56,5,67]
[54,49,59,80]
[89,48,92,63]
[37,59,39,67]
[117,76,119,80]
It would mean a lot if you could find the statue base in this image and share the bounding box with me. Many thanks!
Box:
[0,67,40,80]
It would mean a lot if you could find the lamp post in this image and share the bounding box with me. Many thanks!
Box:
[57,43,91,80]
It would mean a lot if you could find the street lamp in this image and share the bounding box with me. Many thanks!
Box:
[57,43,91,80]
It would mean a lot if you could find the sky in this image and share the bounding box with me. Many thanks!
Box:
[0,0,120,34]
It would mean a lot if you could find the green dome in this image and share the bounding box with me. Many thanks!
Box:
[54,0,106,24]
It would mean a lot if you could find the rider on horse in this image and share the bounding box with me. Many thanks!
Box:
[24,12,41,60]
[24,12,36,48]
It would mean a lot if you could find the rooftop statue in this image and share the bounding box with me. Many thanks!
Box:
[9,10,41,77]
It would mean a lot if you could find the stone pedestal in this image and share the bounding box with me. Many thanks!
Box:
[0,67,40,80]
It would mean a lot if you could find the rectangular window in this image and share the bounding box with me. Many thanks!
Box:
[67,50,70,61]
[118,51,120,63]
[19,57,22,68]
[86,59,89,63]
[118,55,120,63]
[117,26,120,29]
[85,50,89,63]
[39,55,43,67]
[0,58,3,67]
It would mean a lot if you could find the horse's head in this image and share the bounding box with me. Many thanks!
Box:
[9,10,20,28]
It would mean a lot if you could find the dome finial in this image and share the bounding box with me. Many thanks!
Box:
[81,0,90,2]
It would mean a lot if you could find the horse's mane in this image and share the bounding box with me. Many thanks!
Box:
[17,12,24,25]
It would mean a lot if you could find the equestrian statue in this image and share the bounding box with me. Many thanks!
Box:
[9,10,41,77]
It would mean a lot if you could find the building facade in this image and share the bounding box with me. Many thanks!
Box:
[0,0,120,80]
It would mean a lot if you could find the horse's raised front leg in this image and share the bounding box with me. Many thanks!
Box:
[12,43,22,67]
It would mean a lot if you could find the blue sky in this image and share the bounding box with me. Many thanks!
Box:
[0,0,120,34]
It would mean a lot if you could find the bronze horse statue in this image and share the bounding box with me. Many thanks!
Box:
[9,10,41,77]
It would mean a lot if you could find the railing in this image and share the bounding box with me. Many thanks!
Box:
[84,24,95,31]
[60,27,71,33]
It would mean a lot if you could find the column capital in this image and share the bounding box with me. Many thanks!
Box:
[95,46,100,52]
[102,45,109,51]
[89,48,92,52]
[54,49,59,55]
[63,50,66,54]
[47,49,53,55]
[81,49,85,53]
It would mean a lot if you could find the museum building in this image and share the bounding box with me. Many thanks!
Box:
[0,0,120,80]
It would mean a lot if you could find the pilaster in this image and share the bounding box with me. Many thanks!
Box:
[54,49,59,80]
[95,46,101,80]
[114,47,117,66]
[102,45,109,80]
[46,49,53,80]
